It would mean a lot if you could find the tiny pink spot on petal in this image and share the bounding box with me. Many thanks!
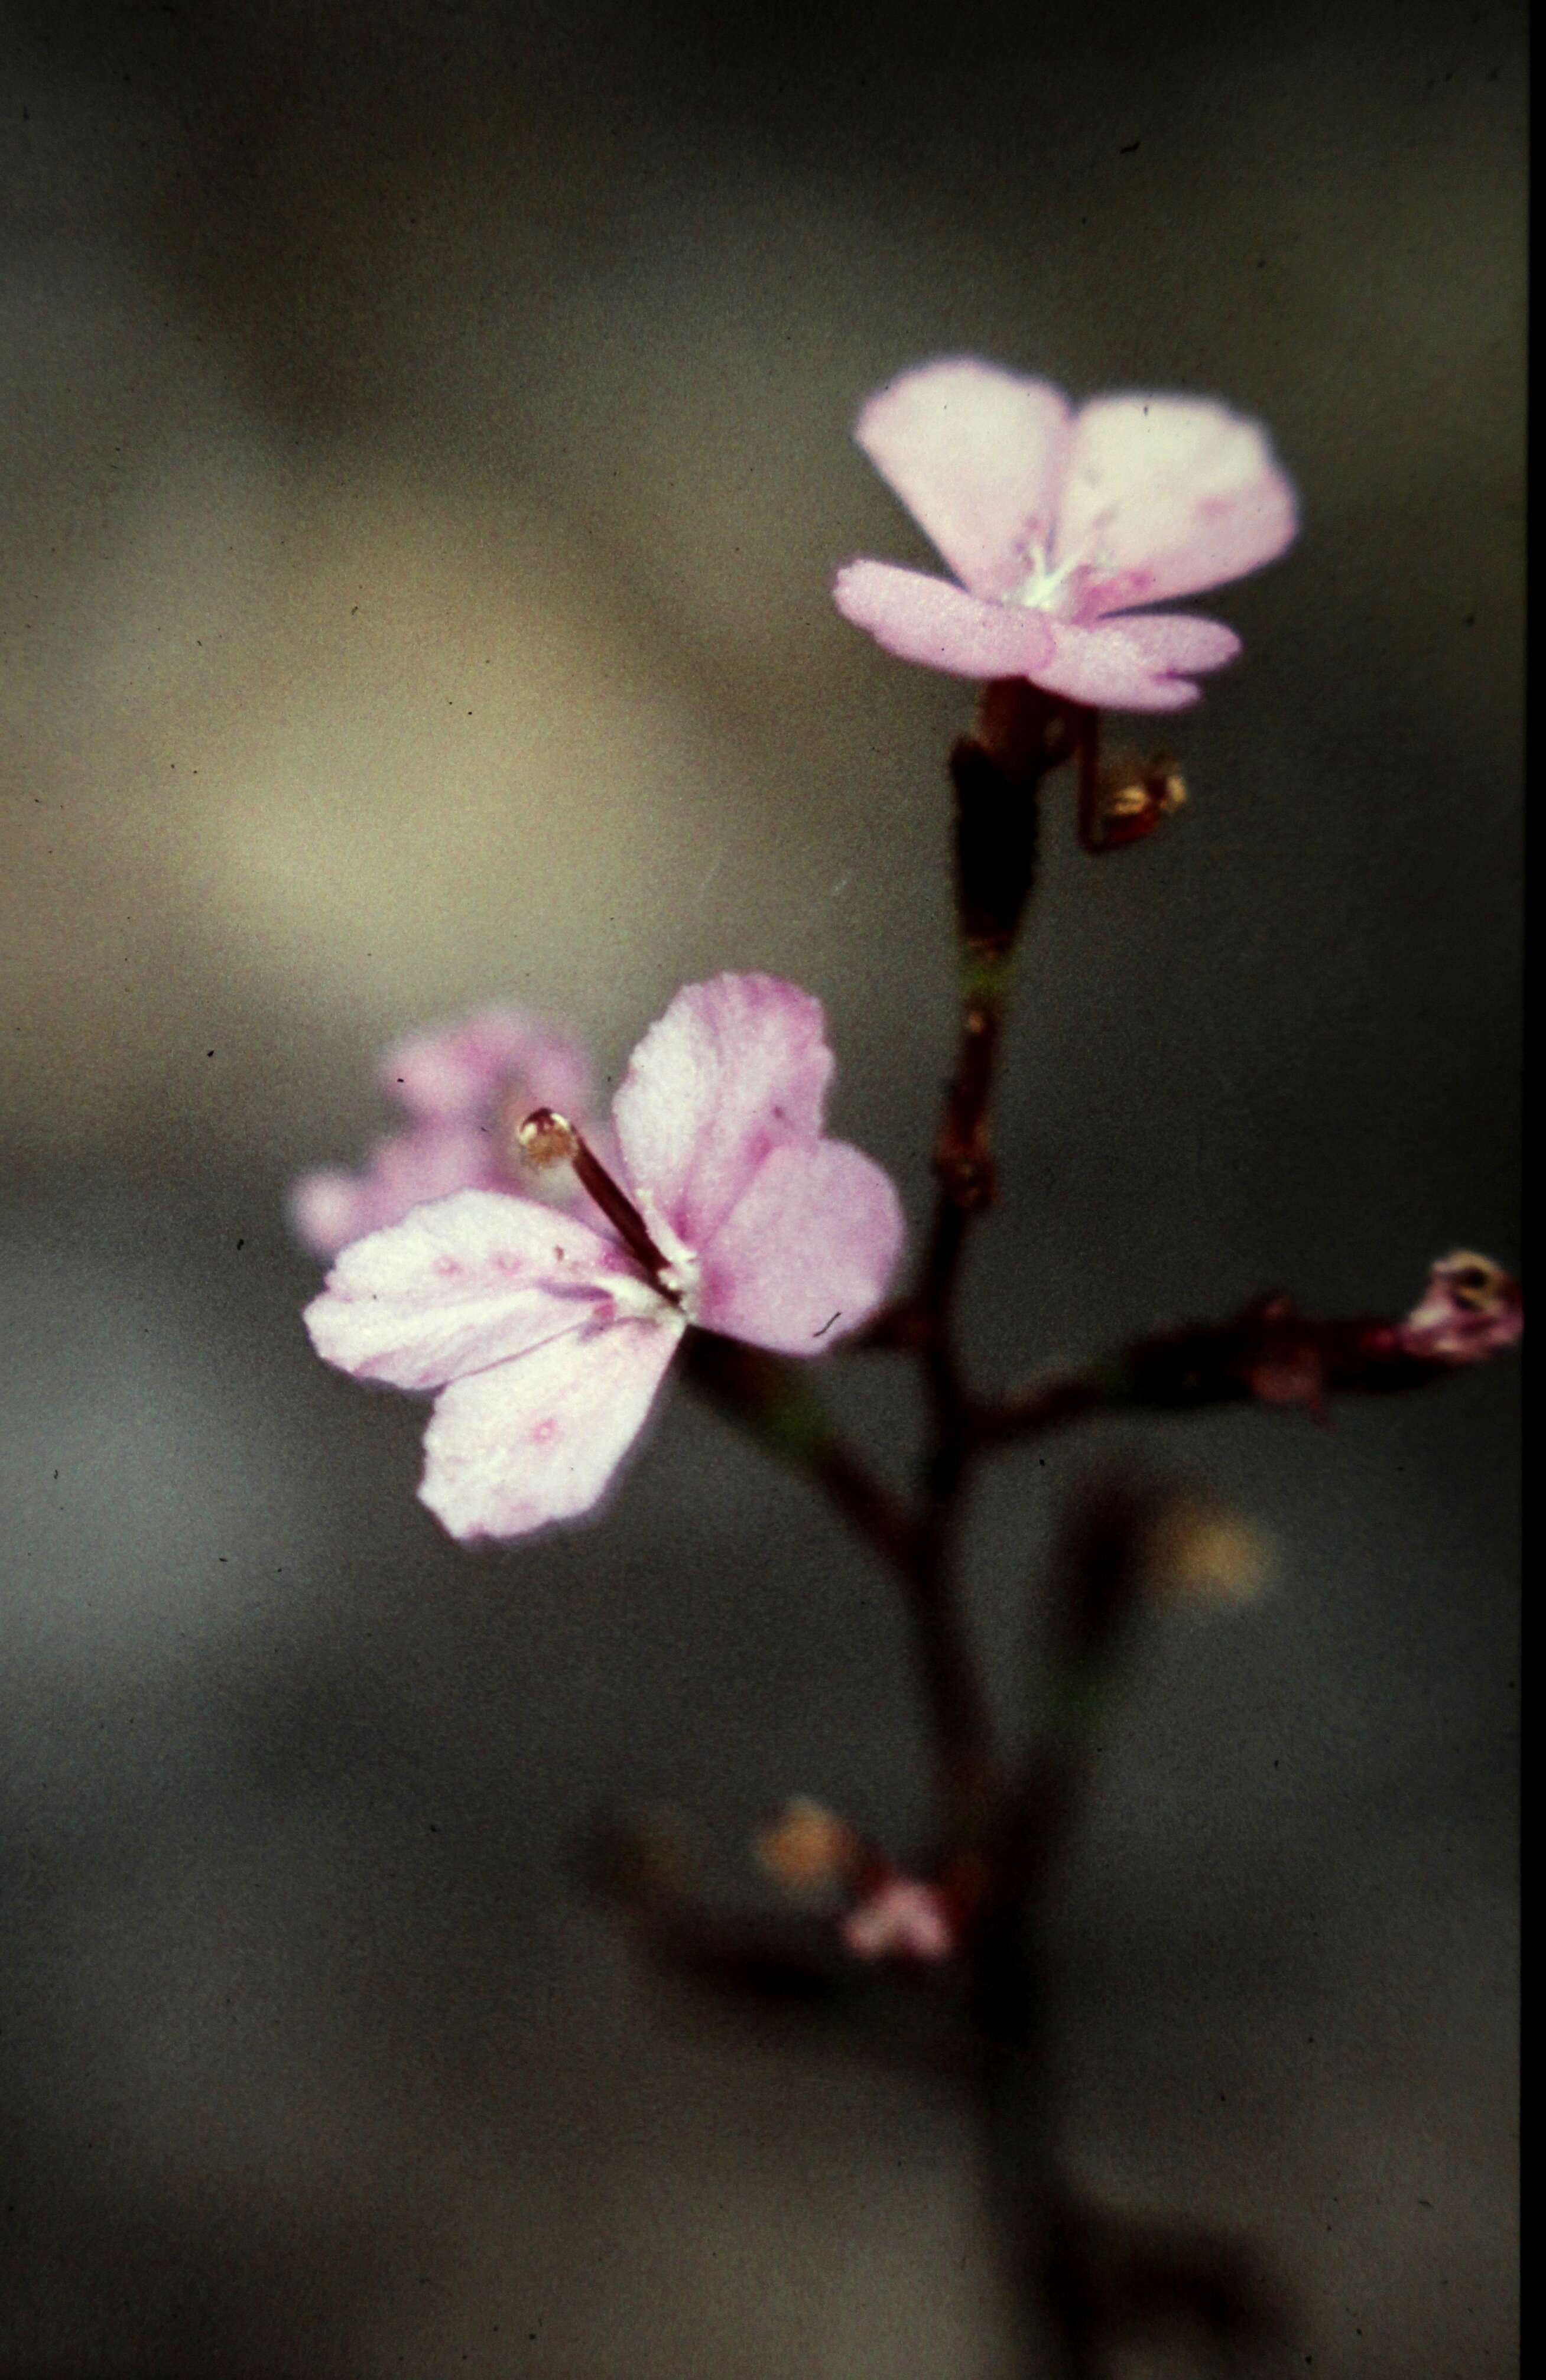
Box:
[432,1255,463,1278]
[531,1417,559,1446]
[491,1249,524,1274]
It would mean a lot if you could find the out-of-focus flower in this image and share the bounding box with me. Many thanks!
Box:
[304,974,905,1543]
[755,1798,859,1895]
[1140,1497,1273,1605]
[1393,1250,1524,1364]
[834,356,1297,712]
[841,1876,957,1965]
[290,1007,593,1260]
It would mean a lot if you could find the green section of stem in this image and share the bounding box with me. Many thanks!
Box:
[958,945,1015,1005]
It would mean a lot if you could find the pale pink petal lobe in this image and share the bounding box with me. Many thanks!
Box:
[289,1123,502,1260]
[833,561,1058,681]
[304,1189,628,1391]
[612,974,835,1251]
[382,1007,592,1123]
[1055,395,1298,612]
[696,1140,905,1355]
[856,358,1071,599]
[290,1168,376,1264]
[1112,613,1243,672]
[1026,612,1242,713]
[419,1312,684,1541]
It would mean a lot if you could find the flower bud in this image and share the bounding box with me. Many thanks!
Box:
[1395,1251,1522,1364]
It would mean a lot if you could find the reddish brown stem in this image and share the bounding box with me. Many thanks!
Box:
[972,1289,1511,1448]
[897,683,1081,1826]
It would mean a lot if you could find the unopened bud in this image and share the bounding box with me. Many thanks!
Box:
[517,1108,580,1169]
[754,1797,858,1895]
[1141,1497,1272,1605]
[1396,1251,1522,1364]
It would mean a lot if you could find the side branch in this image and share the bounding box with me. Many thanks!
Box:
[974,1259,1524,1449]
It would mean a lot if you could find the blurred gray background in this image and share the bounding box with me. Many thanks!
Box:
[1,2,1521,2373]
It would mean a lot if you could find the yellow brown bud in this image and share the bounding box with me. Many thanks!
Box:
[754,1798,858,1895]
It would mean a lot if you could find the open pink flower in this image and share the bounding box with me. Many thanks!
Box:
[290,1007,593,1260]
[833,356,1297,711]
[304,974,905,1543]
[841,1877,957,1965]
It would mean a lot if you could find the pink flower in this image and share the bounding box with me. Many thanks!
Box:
[290,1007,593,1261]
[304,974,906,1543]
[841,1877,957,1965]
[833,356,1297,712]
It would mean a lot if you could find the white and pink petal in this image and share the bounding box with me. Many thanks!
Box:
[832,561,1060,681]
[418,1310,684,1542]
[1055,395,1297,613]
[1022,610,1241,713]
[694,1140,905,1357]
[290,1121,502,1261]
[381,1006,592,1124]
[304,1188,633,1391]
[855,358,1071,600]
[613,973,835,1254]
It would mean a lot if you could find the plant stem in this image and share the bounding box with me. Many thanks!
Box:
[897,682,1077,1829]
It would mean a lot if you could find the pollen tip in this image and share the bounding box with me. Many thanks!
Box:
[517,1108,580,1169]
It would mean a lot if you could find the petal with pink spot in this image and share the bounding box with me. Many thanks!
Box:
[419,1311,684,1541]
[304,1188,629,1391]
[1055,395,1297,614]
[612,974,834,1252]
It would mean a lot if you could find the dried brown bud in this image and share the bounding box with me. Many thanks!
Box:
[1082,750,1187,853]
